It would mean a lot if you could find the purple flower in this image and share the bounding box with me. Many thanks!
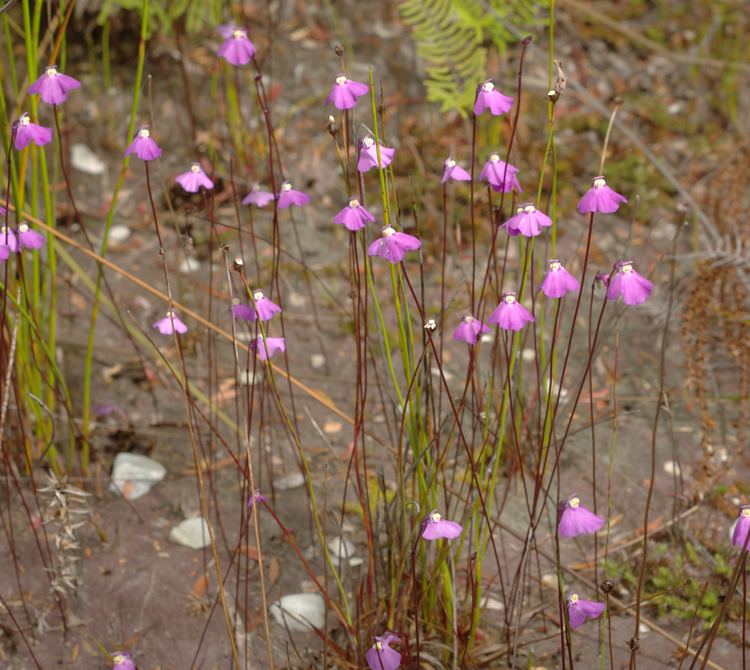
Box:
[567,593,605,629]
[452,315,489,346]
[422,510,463,541]
[558,496,605,538]
[479,154,521,193]
[153,310,188,335]
[0,226,17,254]
[367,226,421,264]
[111,651,136,670]
[28,65,81,105]
[242,185,275,208]
[606,260,653,306]
[732,506,750,549]
[333,198,375,231]
[253,335,286,361]
[442,158,471,184]
[365,633,401,670]
[474,80,513,116]
[232,290,281,322]
[247,490,269,509]
[503,203,552,238]
[176,163,214,193]
[488,292,535,332]
[217,26,256,66]
[14,113,53,150]
[735,509,750,549]
[577,176,627,214]
[541,259,580,299]
[16,223,45,251]
[125,127,162,162]
[326,74,369,110]
[357,137,395,173]
[277,181,309,209]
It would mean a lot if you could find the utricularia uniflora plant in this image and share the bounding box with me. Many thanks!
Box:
[39,472,91,596]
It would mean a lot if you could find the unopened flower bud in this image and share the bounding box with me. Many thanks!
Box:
[232,257,244,272]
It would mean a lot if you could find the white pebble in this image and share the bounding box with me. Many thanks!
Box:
[663,460,681,477]
[108,225,131,243]
[179,257,201,273]
[479,596,505,611]
[275,472,305,490]
[169,517,210,549]
[109,452,166,500]
[71,143,106,175]
[541,574,558,590]
[327,537,356,560]
[270,593,325,633]
[310,354,326,369]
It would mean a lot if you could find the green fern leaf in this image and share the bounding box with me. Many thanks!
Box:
[399,0,541,115]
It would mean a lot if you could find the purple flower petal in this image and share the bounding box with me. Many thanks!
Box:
[28,66,81,105]
[277,181,309,208]
[242,187,275,208]
[452,315,489,345]
[487,293,535,331]
[357,137,395,172]
[326,75,369,110]
[558,496,605,537]
[541,259,580,299]
[333,198,375,231]
[14,113,53,150]
[479,154,521,193]
[367,227,420,264]
[473,80,513,116]
[733,506,750,549]
[176,163,214,193]
[577,176,627,214]
[218,27,256,66]
[153,310,188,335]
[606,260,653,305]
[567,594,604,629]
[125,127,162,161]
[422,511,463,540]
[442,158,471,184]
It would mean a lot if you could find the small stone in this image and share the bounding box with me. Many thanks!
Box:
[479,596,505,611]
[327,537,356,560]
[541,574,558,590]
[109,225,131,243]
[270,593,325,633]
[109,452,166,500]
[275,472,305,490]
[310,354,325,369]
[522,348,535,362]
[431,366,453,381]
[71,143,106,175]
[287,292,306,307]
[638,623,649,635]
[237,370,256,386]
[663,460,681,477]
[323,421,342,434]
[348,557,364,567]
[179,257,201,274]
[169,517,210,549]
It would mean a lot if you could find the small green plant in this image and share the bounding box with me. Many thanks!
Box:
[398,0,541,114]
[97,0,223,35]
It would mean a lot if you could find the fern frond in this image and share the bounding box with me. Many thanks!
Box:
[399,0,541,115]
